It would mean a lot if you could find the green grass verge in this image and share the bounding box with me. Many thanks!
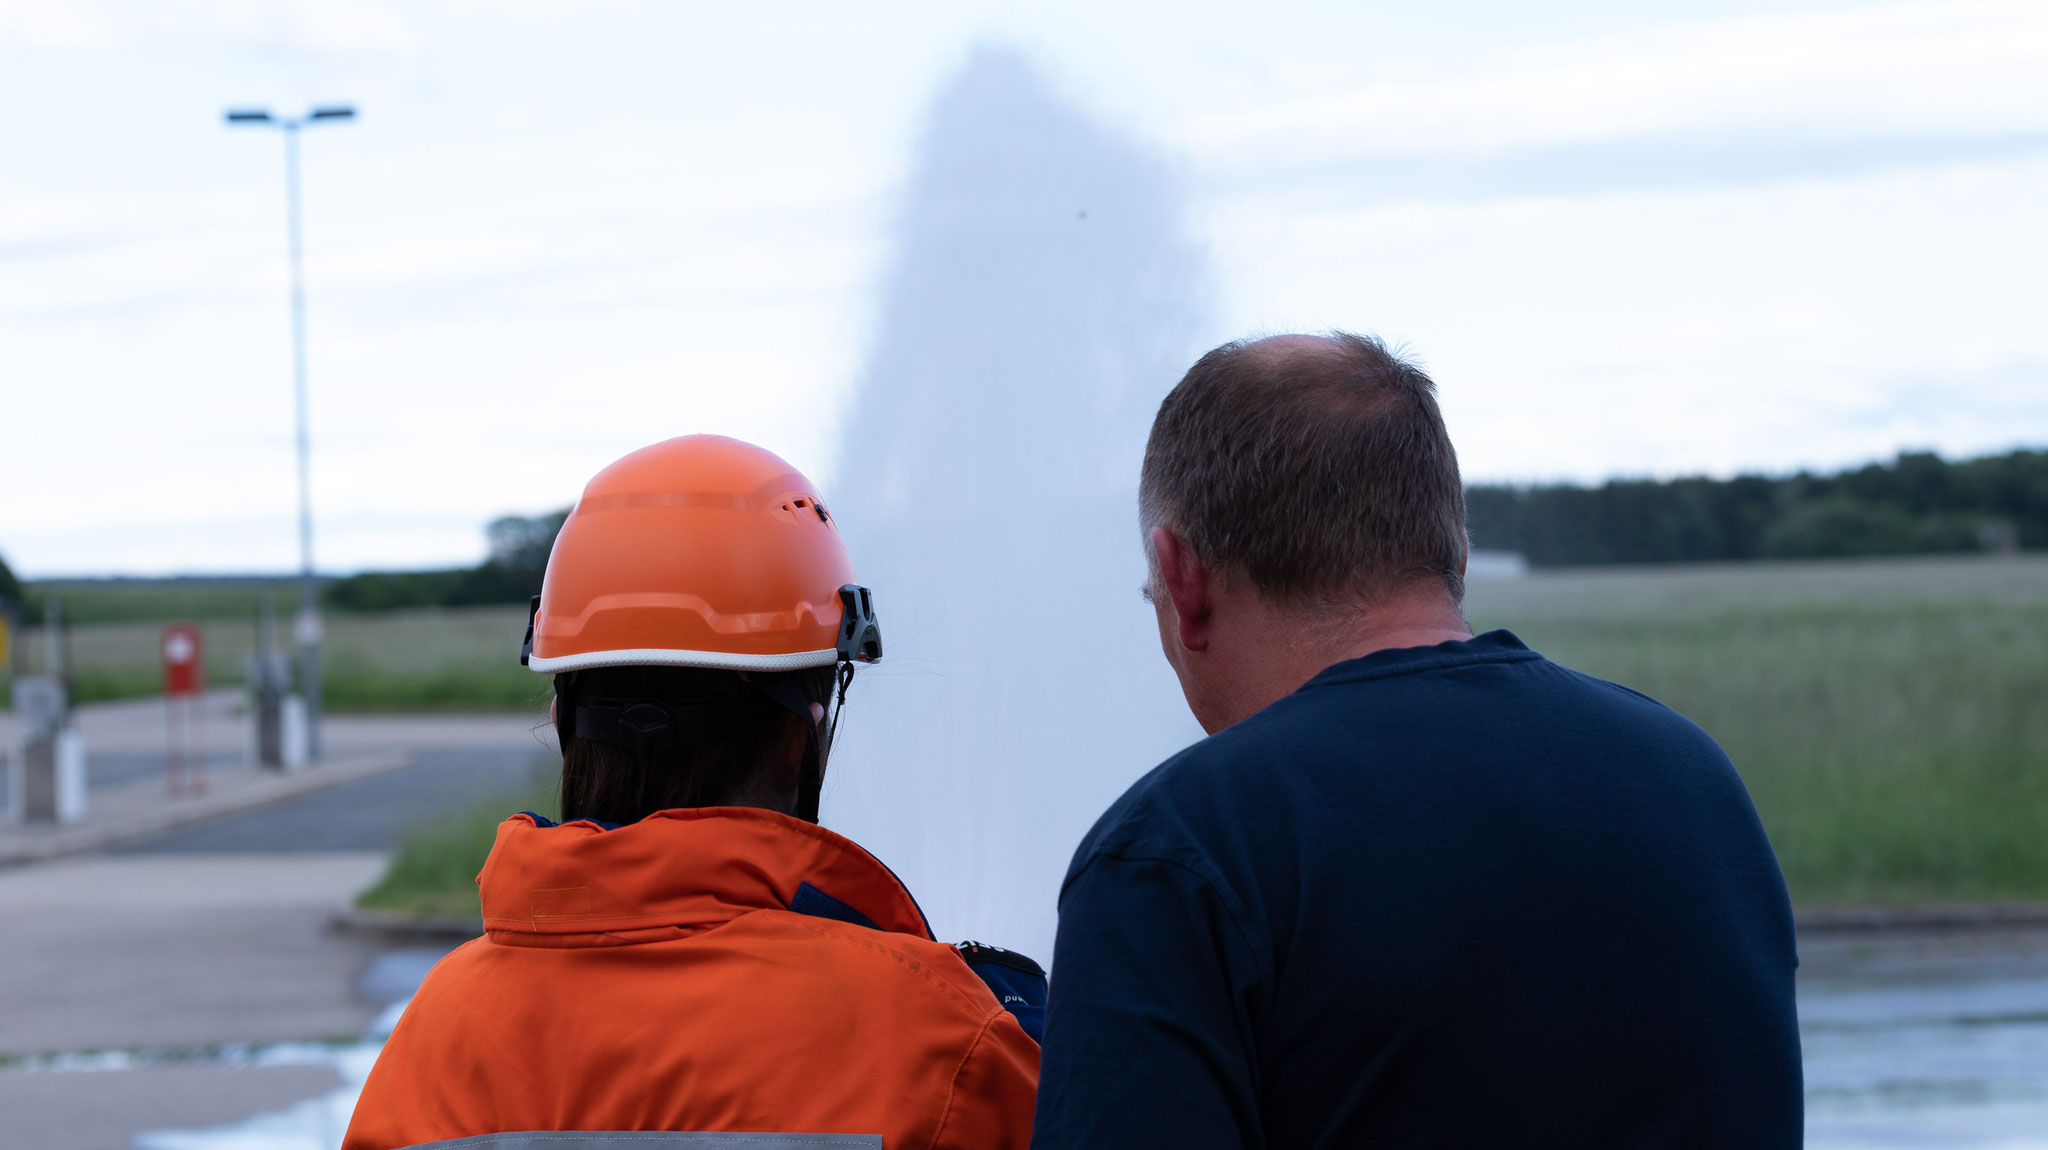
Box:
[7,604,541,711]
[321,668,549,712]
[6,669,543,712]
[1465,555,2048,907]
[21,556,2048,909]
[355,768,559,918]
[22,578,302,624]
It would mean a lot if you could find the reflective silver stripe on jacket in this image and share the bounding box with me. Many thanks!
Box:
[402,1135,882,1150]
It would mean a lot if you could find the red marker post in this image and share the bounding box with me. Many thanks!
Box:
[163,624,205,796]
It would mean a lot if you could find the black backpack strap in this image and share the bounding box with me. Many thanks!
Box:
[953,941,1047,1043]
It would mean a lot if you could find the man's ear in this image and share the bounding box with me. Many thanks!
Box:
[1150,525,1214,653]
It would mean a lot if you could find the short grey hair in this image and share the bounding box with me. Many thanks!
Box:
[1139,332,1467,605]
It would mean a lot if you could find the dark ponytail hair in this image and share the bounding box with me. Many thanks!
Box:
[556,664,837,825]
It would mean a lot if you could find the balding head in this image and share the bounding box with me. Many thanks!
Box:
[1139,331,1468,606]
[1235,332,1348,367]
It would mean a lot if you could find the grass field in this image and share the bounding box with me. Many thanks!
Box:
[5,603,541,711]
[1464,555,2048,907]
[12,557,2047,907]
[20,577,300,625]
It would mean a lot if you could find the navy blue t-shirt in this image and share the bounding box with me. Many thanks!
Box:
[1033,631,1801,1149]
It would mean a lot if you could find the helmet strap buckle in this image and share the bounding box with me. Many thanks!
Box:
[520,595,541,666]
[835,585,883,663]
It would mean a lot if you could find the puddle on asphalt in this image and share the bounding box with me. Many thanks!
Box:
[88,949,435,1150]
[128,1000,402,1150]
[26,942,2048,1148]
[1802,966,2048,1149]
[353,948,448,1007]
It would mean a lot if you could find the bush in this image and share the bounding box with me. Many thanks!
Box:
[1470,448,2046,566]
[325,509,568,612]
[326,569,471,612]
[0,549,23,610]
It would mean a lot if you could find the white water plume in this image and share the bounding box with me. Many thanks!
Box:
[824,46,1211,962]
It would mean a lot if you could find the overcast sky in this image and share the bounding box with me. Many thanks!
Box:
[3,0,2044,576]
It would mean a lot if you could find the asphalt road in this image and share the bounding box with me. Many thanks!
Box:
[85,751,245,792]
[1,706,544,1149]
[112,747,552,854]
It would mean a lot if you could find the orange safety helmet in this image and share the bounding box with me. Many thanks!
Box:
[518,435,882,822]
[522,435,881,675]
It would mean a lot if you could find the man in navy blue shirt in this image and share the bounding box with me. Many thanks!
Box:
[1032,333,1802,1148]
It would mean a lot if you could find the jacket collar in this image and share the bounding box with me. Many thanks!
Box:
[478,807,932,945]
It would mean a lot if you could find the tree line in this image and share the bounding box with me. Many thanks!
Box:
[332,448,2042,607]
[0,551,21,611]
[324,510,568,611]
[1467,449,2044,567]
[10,448,2029,620]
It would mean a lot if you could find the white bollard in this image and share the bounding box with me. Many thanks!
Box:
[3,737,20,824]
[54,727,87,824]
[282,694,310,771]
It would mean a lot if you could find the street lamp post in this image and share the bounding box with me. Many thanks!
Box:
[225,105,355,763]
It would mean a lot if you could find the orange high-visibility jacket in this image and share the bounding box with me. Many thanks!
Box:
[342,808,1039,1150]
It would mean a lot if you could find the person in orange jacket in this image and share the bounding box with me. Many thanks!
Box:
[343,435,1041,1150]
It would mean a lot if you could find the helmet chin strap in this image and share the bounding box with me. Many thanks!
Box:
[737,667,851,825]
[828,661,855,754]
[794,746,823,823]
[798,661,856,823]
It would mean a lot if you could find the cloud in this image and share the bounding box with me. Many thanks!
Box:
[1209,130,2048,205]
[0,0,422,56]
[1848,359,2048,450]
[5,4,2043,574]
[1185,0,2048,163]
[1197,152,2048,482]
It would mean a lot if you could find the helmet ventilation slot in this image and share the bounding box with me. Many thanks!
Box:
[779,497,832,524]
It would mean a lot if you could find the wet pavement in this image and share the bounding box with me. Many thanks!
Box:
[8,698,2048,1147]
[86,922,2048,1150]
[0,1064,348,1150]
[0,699,540,1149]
[1802,928,2048,1148]
[0,853,397,1055]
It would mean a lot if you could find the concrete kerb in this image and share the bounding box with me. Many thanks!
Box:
[0,751,415,866]
[324,898,2048,946]
[330,906,483,942]
[1795,902,2048,934]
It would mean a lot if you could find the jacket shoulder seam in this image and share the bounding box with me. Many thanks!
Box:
[926,1009,1001,1150]
[790,919,993,1021]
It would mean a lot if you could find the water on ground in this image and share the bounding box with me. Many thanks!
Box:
[1803,929,2048,1148]
[80,928,2048,1148]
